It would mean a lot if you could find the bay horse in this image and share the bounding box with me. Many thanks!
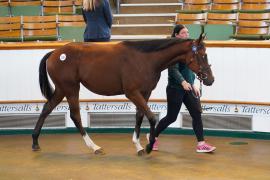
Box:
[32,33,214,156]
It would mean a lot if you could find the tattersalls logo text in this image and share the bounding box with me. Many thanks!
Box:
[201,104,230,113]
[0,104,31,112]
[242,105,270,115]
[92,103,132,111]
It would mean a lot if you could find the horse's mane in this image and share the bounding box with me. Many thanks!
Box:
[122,38,191,53]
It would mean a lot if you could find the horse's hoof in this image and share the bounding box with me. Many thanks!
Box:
[145,144,153,154]
[32,144,41,151]
[94,148,105,155]
[137,149,145,156]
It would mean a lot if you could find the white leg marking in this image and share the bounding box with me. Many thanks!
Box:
[83,134,101,152]
[132,131,144,152]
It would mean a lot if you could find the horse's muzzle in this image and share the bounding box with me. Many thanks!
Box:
[203,78,214,86]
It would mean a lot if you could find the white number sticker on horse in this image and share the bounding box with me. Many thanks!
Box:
[59,53,66,61]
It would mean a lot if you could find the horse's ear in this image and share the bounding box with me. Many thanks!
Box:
[202,33,206,40]
[198,33,206,44]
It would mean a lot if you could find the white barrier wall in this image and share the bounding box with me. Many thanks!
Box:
[204,48,270,102]
[0,46,270,132]
[0,48,270,102]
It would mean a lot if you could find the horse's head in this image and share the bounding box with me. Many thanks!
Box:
[185,33,214,86]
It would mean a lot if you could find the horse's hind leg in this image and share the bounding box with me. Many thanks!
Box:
[66,92,103,154]
[32,89,64,151]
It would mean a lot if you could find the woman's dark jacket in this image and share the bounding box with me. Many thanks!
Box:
[82,0,113,40]
[168,63,195,90]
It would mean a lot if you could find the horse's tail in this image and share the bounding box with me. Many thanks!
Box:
[39,51,54,101]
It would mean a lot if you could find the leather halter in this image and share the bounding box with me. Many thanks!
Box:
[189,41,212,81]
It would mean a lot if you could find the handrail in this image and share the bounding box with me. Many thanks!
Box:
[116,0,120,14]
[1,40,270,50]
[0,99,269,106]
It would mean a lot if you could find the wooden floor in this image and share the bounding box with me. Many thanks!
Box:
[0,133,269,180]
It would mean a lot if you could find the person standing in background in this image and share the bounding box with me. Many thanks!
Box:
[82,0,113,42]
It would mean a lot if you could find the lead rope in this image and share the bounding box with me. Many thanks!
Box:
[199,79,202,98]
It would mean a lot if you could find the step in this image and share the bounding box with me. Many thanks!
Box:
[120,3,182,14]
[121,0,181,3]
[112,24,174,35]
[113,13,176,24]
[111,35,170,41]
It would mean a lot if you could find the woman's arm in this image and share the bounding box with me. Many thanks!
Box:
[168,64,185,85]
[82,9,87,23]
[168,64,192,91]
[103,0,113,28]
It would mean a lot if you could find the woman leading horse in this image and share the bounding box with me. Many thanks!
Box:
[32,33,214,156]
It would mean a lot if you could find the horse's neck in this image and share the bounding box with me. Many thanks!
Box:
[151,41,190,72]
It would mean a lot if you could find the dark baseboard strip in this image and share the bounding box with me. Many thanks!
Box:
[0,128,269,140]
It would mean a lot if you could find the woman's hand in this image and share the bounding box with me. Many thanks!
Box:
[181,80,192,91]
[192,85,201,97]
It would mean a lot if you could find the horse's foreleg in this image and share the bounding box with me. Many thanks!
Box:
[66,95,103,154]
[132,110,144,156]
[126,91,156,155]
[145,112,157,154]
[32,89,64,151]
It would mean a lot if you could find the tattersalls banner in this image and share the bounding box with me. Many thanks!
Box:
[0,102,270,132]
[0,102,270,116]
[202,104,270,116]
